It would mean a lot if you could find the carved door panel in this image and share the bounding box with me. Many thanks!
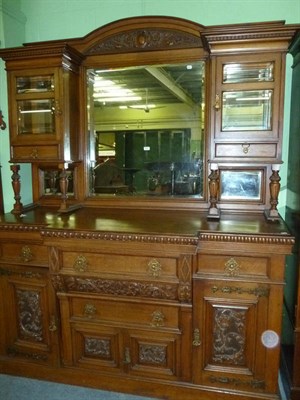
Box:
[0,266,58,365]
[67,321,124,373]
[192,279,271,393]
[126,328,181,380]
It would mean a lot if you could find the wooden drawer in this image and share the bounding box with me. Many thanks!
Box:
[60,251,178,282]
[69,296,180,329]
[197,254,269,279]
[0,242,48,266]
[11,144,59,161]
[215,143,277,158]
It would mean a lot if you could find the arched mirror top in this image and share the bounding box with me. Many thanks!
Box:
[79,17,208,206]
[71,16,206,57]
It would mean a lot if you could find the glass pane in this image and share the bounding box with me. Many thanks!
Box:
[87,62,205,198]
[18,99,55,134]
[223,63,274,83]
[222,90,272,131]
[16,75,55,93]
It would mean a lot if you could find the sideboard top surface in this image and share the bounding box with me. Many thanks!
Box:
[0,207,293,240]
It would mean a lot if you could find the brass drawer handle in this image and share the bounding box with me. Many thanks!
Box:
[150,310,165,327]
[73,255,88,272]
[20,246,33,262]
[148,259,162,278]
[84,303,97,318]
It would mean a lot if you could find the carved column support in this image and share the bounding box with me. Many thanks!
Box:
[265,164,281,221]
[207,162,220,219]
[10,164,23,215]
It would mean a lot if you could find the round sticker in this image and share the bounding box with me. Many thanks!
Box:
[261,330,280,349]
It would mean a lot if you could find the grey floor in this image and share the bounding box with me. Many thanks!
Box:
[0,373,288,400]
[0,374,157,400]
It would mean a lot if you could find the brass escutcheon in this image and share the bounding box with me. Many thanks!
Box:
[192,328,201,346]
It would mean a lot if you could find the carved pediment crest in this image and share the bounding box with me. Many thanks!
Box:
[85,28,203,55]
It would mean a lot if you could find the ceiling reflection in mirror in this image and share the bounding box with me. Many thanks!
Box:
[87,61,205,198]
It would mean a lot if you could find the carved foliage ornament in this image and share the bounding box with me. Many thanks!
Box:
[86,29,203,55]
[16,289,43,343]
[212,308,246,366]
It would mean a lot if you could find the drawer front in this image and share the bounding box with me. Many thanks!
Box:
[69,297,179,329]
[0,242,48,266]
[61,251,178,281]
[11,145,59,161]
[197,254,269,278]
[215,143,277,158]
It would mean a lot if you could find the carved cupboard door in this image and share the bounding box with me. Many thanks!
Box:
[192,278,274,394]
[0,265,59,366]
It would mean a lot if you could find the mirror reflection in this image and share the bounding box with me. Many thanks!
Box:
[87,61,205,198]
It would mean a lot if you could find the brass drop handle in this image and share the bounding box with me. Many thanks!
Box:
[192,328,201,347]
[123,347,131,364]
[49,315,57,332]
[214,94,220,111]
[242,143,250,154]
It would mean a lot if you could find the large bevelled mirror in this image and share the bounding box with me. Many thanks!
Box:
[87,61,205,198]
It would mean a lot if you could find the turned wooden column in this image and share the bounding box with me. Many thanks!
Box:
[265,164,281,221]
[10,164,23,214]
[207,162,220,219]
